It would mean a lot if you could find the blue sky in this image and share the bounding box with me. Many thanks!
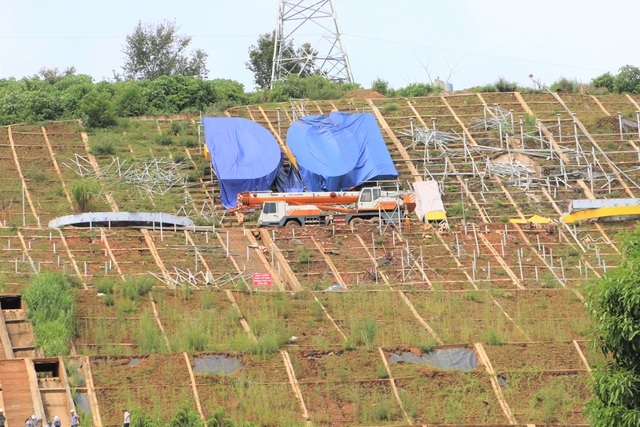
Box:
[1,0,638,91]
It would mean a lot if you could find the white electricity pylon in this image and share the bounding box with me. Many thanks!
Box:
[271,0,354,88]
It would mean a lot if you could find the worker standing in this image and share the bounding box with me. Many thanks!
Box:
[122,409,130,427]
[70,409,79,427]
[0,409,5,427]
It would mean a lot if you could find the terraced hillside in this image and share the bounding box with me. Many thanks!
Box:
[1,91,639,426]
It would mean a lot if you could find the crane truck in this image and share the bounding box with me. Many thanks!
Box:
[239,187,415,227]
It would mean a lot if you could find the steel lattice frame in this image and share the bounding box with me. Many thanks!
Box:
[271,0,354,88]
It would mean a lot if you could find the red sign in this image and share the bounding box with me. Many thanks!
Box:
[252,273,273,287]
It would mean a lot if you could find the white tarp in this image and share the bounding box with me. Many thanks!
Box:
[413,180,445,221]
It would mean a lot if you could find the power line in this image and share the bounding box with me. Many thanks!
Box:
[342,33,604,73]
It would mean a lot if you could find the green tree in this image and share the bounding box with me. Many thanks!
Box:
[246,32,278,89]
[38,66,76,84]
[613,65,640,94]
[371,77,389,95]
[586,227,640,426]
[246,32,320,89]
[122,20,208,81]
[79,91,117,128]
[592,72,615,92]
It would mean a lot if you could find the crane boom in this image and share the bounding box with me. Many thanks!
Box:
[236,190,360,210]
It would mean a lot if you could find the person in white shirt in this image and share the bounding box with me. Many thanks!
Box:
[122,409,130,427]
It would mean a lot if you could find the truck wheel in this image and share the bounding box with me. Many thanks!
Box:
[349,218,364,228]
[370,217,381,226]
[285,220,301,228]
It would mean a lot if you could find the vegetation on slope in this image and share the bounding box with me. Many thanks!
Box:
[587,226,640,426]
[23,272,77,356]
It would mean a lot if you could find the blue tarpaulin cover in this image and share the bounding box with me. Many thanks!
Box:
[203,117,282,208]
[286,112,398,191]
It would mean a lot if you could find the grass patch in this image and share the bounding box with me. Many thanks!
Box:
[137,310,166,353]
[482,328,504,346]
[71,179,99,212]
[121,276,154,301]
[155,133,173,146]
[90,138,116,156]
[180,136,199,148]
[95,278,114,295]
[349,318,378,348]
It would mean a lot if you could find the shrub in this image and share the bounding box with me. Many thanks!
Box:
[70,179,99,212]
[482,328,504,346]
[371,401,394,421]
[102,294,115,306]
[207,408,234,427]
[371,78,389,95]
[95,278,114,294]
[349,318,378,348]
[551,77,578,93]
[475,84,497,93]
[295,245,311,264]
[495,78,517,92]
[420,341,437,353]
[179,136,198,148]
[180,136,199,148]
[90,139,116,156]
[394,82,436,97]
[121,276,154,301]
[170,121,185,136]
[23,273,76,356]
[342,339,356,351]
[200,291,217,310]
[117,298,138,315]
[156,133,173,146]
[462,292,482,303]
[172,153,187,164]
[382,103,399,113]
[130,408,162,427]
[376,363,389,379]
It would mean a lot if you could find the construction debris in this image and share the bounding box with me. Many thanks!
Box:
[62,155,189,198]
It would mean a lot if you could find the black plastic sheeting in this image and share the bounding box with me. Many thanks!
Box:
[389,348,478,371]
[193,355,242,375]
[74,392,91,414]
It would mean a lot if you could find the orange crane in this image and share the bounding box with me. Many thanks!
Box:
[253,187,415,227]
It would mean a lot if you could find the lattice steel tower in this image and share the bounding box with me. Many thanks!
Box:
[271,0,354,88]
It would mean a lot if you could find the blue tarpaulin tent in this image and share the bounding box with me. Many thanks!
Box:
[203,117,282,208]
[286,112,398,191]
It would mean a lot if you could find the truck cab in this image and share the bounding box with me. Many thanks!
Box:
[258,201,283,227]
[357,187,399,211]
